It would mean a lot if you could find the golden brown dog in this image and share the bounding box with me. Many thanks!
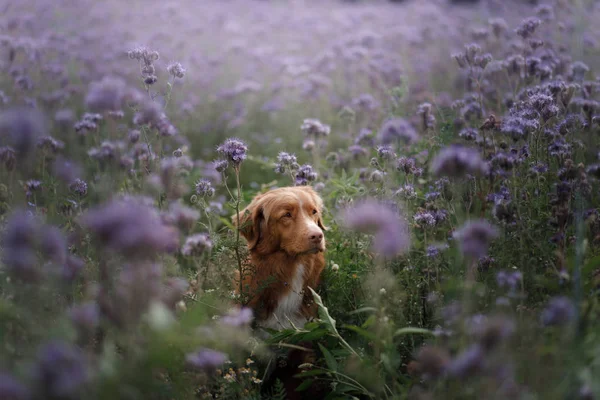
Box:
[233,185,326,330]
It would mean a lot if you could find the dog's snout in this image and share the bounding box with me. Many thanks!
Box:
[308,228,323,243]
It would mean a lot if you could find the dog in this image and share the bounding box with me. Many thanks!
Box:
[233,185,326,330]
[232,185,328,399]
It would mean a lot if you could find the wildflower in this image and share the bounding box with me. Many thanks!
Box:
[426,243,449,258]
[348,145,367,158]
[68,302,100,333]
[417,102,436,131]
[0,107,46,160]
[447,345,484,379]
[213,159,229,173]
[0,372,30,400]
[70,179,88,196]
[453,219,499,259]
[37,136,64,153]
[570,61,589,82]
[294,164,317,186]
[376,145,396,160]
[541,296,576,326]
[167,62,186,79]
[220,307,253,326]
[302,139,315,151]
[181,233,213,256]
[331,263,340,272]
[459,127,478,141]
[277,151,297,166]
[378,117,419,145]
[81,198,178,258]
[342,199,411,257]
[430,145,489,178]
[414,210,437,227]
[128,129,141,143]
[301,118,330,137]
[32,341,88,399]
[216,138,247,167]
[496,270,522,292]
[369,170,384,183]
[395,184,416,199]
[85,76,137,112]
[516,17,541,39]
[0,210,40,282]
[195,179,215,197]
[186,349,228,371]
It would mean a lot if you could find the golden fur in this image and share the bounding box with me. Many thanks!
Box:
[233,186,326,328]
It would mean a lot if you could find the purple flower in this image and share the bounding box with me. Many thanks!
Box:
[294,164,318,186]
[426,243,448,258]
[220,307,253,327]
[0,210,40,282]
[430,145,489,178]
[277,152,297,166]
[84,76,136,112]
[81,198,178,258]
[541,296,576,326]
[186,348,228,371]
[0,372,30,400]
[516,17,541,39]
[414,211,437,227]
[216,138,247,167]
[453,220,499,259]
[496,270,522,291]
[301,118,330,137]
[167,62,186,79]
[342,199,411,257]
[0,107,47,160]
[459,127,478,141]
[447,345,484,379]
[181,233,213,256]
[376,145,396,160]
[69,179,88,196]
[68,302,100,333]
[195,179,215,197]
[378,117,419,145]
[32,341,88,399]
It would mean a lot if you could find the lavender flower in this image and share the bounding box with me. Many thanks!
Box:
[342,199,411,257]
[81,198,178,258]
[70,179,88,196]
[376,145,396,160]
[216,138,248,167]
[186,349,228,371]
[32,341,88,399]
[516,17,541,39]
[378,117,419,145]
[430,145,489,178]
[277,152,297,166]
[453,220,499,259]
[0,372,30,400]
[84,76,137,112]
[414,210,437,227]
[220,307,253,327]
[496,271,522,292]
[294,164,318,186]
[213,159,229,173]
[541,296,576,326]
[447,345,484,379]
[0,107,46,160]
[459,127,478,141]
[68,302,100,333]
[301,118,330,137]
[181,233,213,256]
[195,179,215,197]
[167,62,186,79]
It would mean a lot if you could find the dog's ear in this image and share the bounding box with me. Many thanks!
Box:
[233,195,265,250]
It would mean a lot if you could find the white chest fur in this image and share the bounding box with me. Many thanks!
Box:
[261,264,307,330]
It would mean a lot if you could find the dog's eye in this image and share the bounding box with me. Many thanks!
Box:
[284,212,292,218]
[312,209,318,215]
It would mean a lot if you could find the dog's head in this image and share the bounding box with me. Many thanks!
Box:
[233,186,326,256]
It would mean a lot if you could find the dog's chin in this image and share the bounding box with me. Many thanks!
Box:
[290,246,325,257]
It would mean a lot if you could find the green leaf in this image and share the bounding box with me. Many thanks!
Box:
[294,369,329,378]
[218,216,235,231]
[295,378,314,392]
[343,324,378,342]
[348,307,377,315]
[319,343,338,372]
[309,287,338,334]
[393,327,434,337]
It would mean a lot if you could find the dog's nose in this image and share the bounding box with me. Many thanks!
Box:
[308,228,323,243]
